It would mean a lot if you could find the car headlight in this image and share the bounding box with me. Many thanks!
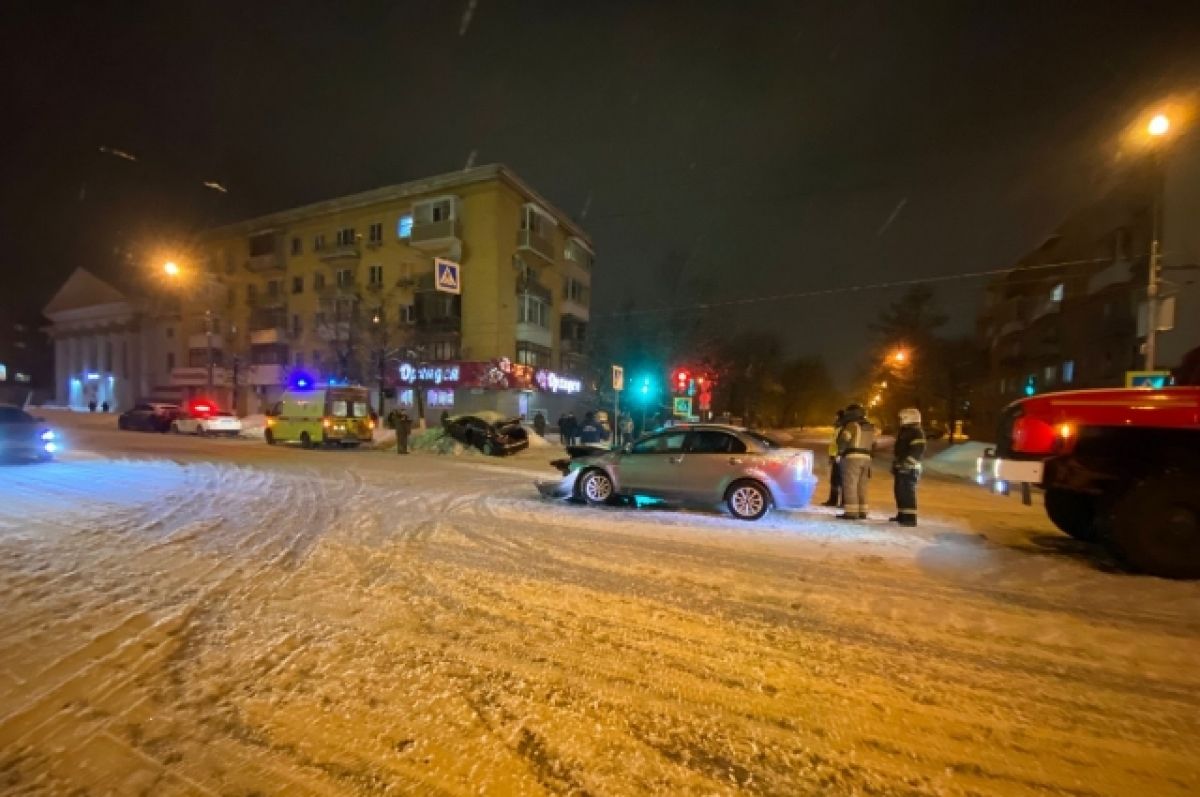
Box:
[41,429,55,441]
[44,442,58,454]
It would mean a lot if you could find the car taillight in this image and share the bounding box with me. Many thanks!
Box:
[1010,416,1057,455]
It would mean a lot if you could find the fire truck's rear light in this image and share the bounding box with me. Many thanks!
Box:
[1057,422,1074,439]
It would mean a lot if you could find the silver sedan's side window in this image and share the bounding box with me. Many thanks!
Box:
[630,431,687,454]
[686,431,746,454]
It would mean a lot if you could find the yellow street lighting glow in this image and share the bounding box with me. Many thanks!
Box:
[163,261,181,276]
[1148,113,1170,137]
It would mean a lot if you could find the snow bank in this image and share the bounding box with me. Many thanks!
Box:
[924,441,991,480]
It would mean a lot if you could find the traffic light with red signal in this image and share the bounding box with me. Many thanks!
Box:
[674,369,690,393]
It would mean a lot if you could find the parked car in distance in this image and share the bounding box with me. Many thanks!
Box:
[442,413,529,456]
[171,400,242,437]
[538,424,817,521]
[0,405,58,462]
[117,402,180,433]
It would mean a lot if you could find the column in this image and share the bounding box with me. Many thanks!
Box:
[54,336,67,405]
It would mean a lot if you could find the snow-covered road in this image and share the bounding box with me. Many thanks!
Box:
[1,417,1198,795]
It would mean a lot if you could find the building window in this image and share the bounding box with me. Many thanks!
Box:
[563,277,588,304]
[336,268,354,288]
[564,238,593,269]
[1043,365,1056,385]
[314,271,326,290]
[398,304,415,325]
[368,264,383,286]
[166,327,174,339]
[246,284,257,302]
[292,276,304,294]
[166,352,175,370]
[517,294,550,328]
[516,342,551,367]
[291,314,302,337]
[1062,360,1075,384]
[267,279,281,297]
[335,227,356,247]
[397,214,413,239]
[415,198,454,225]
[521,205,550,234]
[1051,283,1064,302]
[294,352,304,368]
[291,237,302,256]
[312,350,322,366]
[430,340,459,361]
[368,222,383,244]
[313,233,326,251]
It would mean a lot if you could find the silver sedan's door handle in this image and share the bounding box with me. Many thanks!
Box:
[729,457,744,465]
[668,456,684,464]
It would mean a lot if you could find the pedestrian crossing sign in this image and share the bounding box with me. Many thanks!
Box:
[434,258,461,294]
[672,396,692,417]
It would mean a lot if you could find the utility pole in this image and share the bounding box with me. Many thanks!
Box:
[1145,186,1162,371]
[205,309,215,397]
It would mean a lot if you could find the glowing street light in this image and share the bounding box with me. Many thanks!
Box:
[1148,113,1170,138]
[163,260,181,277]
[888,349,909,366]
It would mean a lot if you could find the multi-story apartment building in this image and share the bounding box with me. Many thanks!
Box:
[974,130,1200,432]
[178,164,594,422]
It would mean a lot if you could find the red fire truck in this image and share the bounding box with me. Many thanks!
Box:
[978,386,1200,578]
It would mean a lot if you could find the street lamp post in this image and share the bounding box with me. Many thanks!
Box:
[164,261,220,400]
[1145,113,1170,371]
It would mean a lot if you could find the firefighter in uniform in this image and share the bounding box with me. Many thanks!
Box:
[890,407,926,526]
[836,403,876,520]
[822,409,846,507]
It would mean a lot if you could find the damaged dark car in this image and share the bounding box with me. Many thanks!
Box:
[442,413,529,456]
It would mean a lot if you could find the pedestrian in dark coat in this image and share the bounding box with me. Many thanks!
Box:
[533,412,547,438]
[890,407,926,526]
[822,409,846,507]
[394,409,413,454]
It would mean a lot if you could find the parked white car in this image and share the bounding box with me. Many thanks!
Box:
[171,410,242,437]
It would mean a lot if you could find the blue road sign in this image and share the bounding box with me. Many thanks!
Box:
[435,258,461,294]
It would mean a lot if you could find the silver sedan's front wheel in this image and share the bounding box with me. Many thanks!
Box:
[579,469,615,505]
[727,480,770,521]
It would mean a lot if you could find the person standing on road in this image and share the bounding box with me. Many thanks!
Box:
[836,403,876,520]
[579,412,602,444]
[565,413,579,446]
[890,407,926,526]
[620,415,634,447]
[533,411,547,439]
[822,409,846,507]
[394,409,412,455]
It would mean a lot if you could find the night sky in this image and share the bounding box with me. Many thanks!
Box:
[4,1,1200,384]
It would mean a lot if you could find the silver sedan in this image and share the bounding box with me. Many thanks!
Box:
[540,424,818,521]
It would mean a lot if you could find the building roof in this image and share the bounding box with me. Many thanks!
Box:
[42,268,129,318]
[202,164,593,246]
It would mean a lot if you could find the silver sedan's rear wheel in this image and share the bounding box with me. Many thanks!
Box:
[579,469,615,505]
[727,480,770,521]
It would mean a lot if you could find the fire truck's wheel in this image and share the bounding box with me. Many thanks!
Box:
[1044,488,1099,541]
[1111,474,1200,579]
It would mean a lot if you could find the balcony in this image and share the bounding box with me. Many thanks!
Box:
[516,323,552,349]
[318,244,361,262]
[170,366,230,387]
[561,297,589,321]
[246,253,285,273]
[518,228,555,264]
[561,336,586,355]
[317,281,358,298]
[249,327,287,346]
[248,292,287,310]
[410,218,461,250]
[416,316,461,334]
[247,364,286,386]
[517,275,552,302]
[317,321,352,342]
[188,333,224,350]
